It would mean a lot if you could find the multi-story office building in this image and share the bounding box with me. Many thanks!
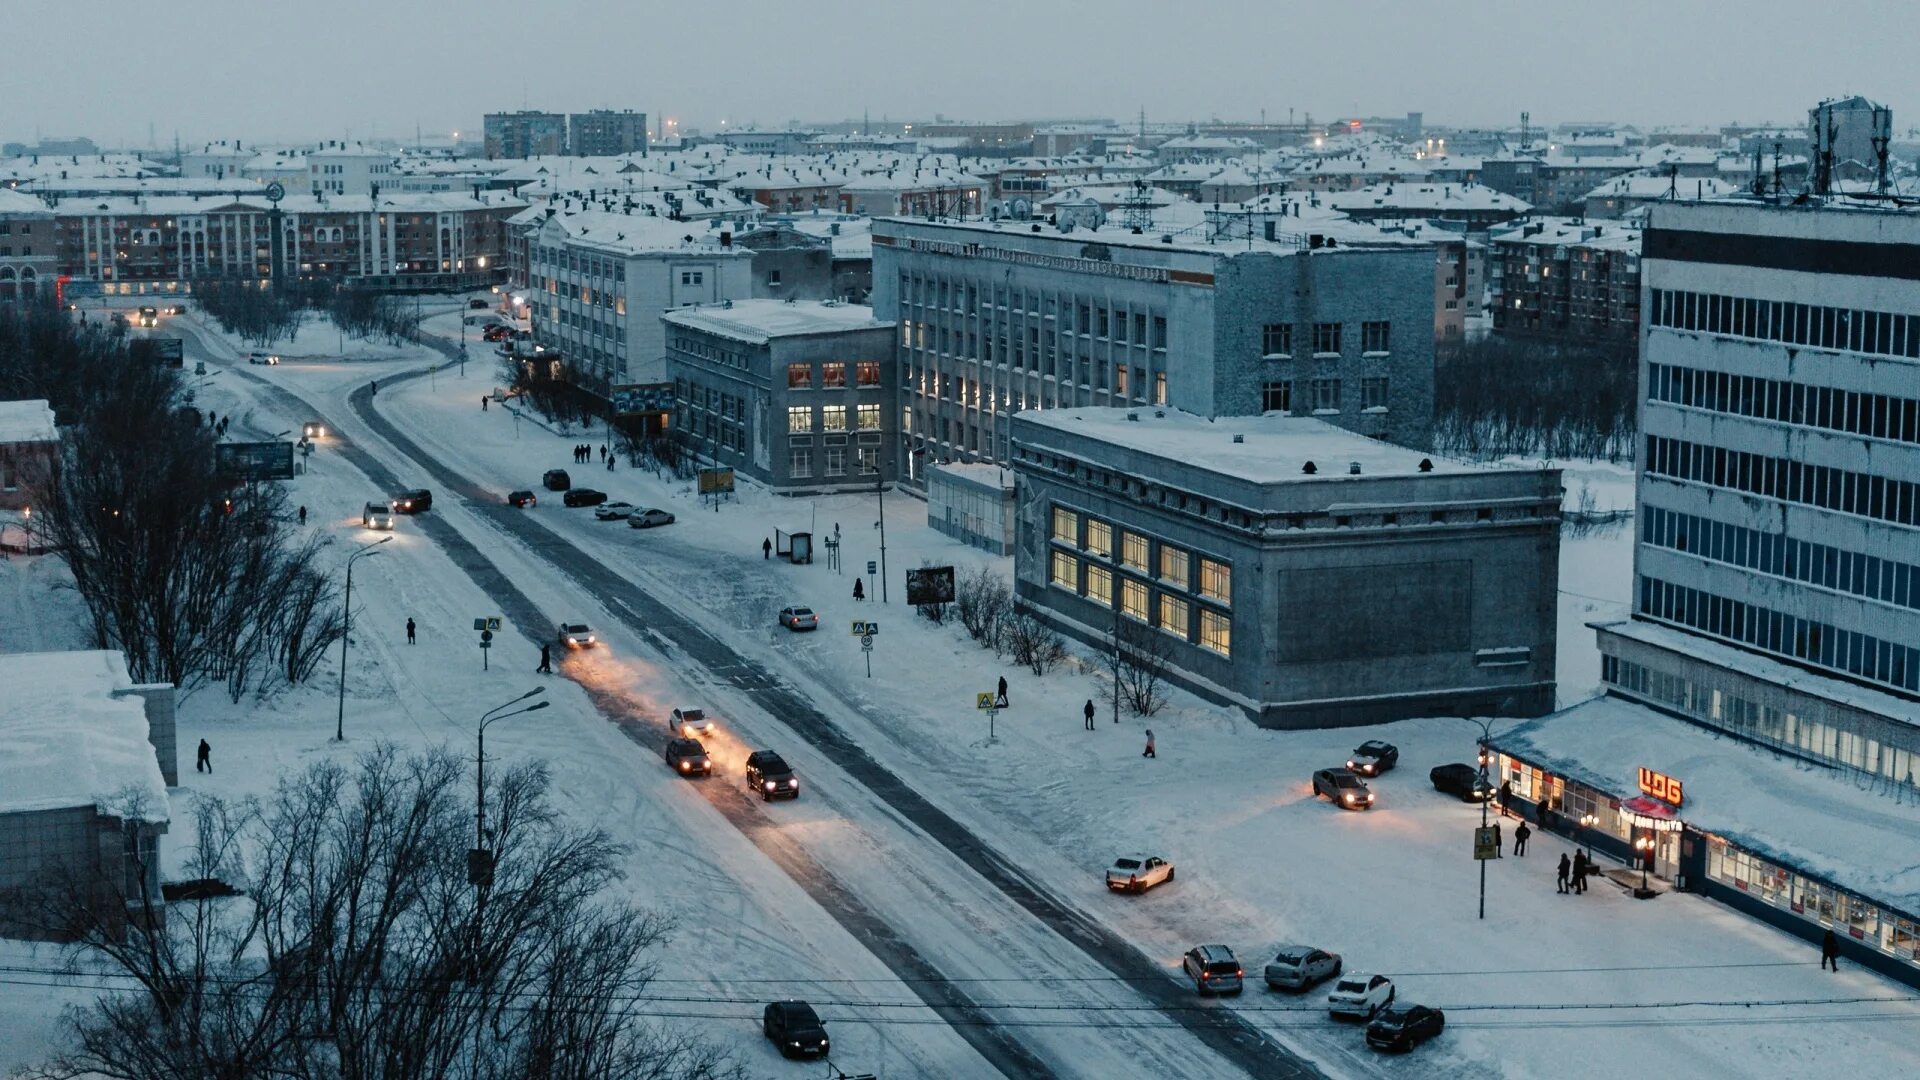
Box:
[1487,217,1641,342]
[873,213,1439,484]
[484,111,568,159]
[306,141,395,196]
[570,110,648,157]
[0,187,57,302]
[662,300,895,492]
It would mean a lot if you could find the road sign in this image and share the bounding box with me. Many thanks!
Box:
[1473,826,1500,861]
[481,630,493,643]
[485,616,503,632]
[479,639,492,648]
[860,634,874,649]
[867,560,878,575]
[473,618,486,631]
[850,620,879,636]
[976,693,998,710]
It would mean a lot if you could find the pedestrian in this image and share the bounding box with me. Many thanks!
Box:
[1514,821,1531,856]
[1142,729,1156,758]
[996,675,1009,708]
[1498,780,1513,809]
[600,444,607,462]
[370,380,377,395]
[298,505,307,526]
[196,739,212,774]
[537,643,552,674]
[853,577,865,601]
[1557,853,1571,894]
[1492,820,1503,857]
[406,617,416,645]
[606,454,614,471]
[1822,928,1840,972]
[1083,698,1096,731]
[763,537,772,560]
[482,395,489,411]
[1572,850,1589,894]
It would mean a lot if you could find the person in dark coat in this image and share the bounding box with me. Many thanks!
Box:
[1557,853,1572,894]
[1143,729,1156,758]
[763,537,772,560]
[606,453,614,471]
[853,577,865,600]
[406,617,416,644]
[1822,929,1841,971]
[600,445,607,462]
[1572,850,1589,893]
[370,380,377,395]
[1492,820,1503,857]
[1498,780,1513,809]
[482,395,489,411]
[1514,821,1531,856]
[298,505,307,526]
[537,644,552,674]
[996,675,1009,707]
[1083,698,1096,731]
[196,739,212,774]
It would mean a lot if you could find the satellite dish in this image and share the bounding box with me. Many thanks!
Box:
[1011,197,1031,219]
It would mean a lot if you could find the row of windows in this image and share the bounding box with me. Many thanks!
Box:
[1650,287,1920,361]
[1047,550,1231,657]
[910,364,1167,410]
[901,317,1165,400]
[1259,320,1391,358]
[1642,505,1920,612]
[898,273,1169,349]
[1050,506,1230,603]
[790,444,879,479]
[1637,575,1920,694]
[1645,435,1920,529]
[1259,377,1389,414]
[1707,838,1920,966]
[787,403,882,433]
[1648,362,1920,446]
[787,361,882,389]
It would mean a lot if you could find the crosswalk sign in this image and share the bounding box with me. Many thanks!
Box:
[976,693,998,710]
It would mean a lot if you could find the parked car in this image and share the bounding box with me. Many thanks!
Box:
[362,502,394,530]
[247,350,280,365]
[562,488,607,508]
[1264,945,1342,991]
[1327,972,1395,1020]
[593,501,635,521]
[507,489,537,508]
[762,1000,829,1059]
[669,708,714,738]
[1430,763,1494,802]
[663,738,711,777]
[468,298,490,309]
[557,623,596,649]
[482,324,510,342]
[745,750,800,800]
[1367,1004,1445,1052]
[391,489,432,513]
[302,421,327,439]
[778,606,819,631]
[542,469,571,491]
[1347,740,1399,777]
[1180,945,1244,995]
[627,508,676,529]
[1105,855,1175,894]
[166,302,188,315]
[1312,767,1374,810]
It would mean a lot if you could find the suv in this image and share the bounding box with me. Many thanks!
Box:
[363,502,394,530]
[542,469,571,491]
[557,623,596,649]
[1327,972,1395,1020]
[1430,763,1494,802]
[1347,740,1399,776]
[391,489,432,513]
[247,350,280,365]
[762,1000,829,1059]
[745,750,800,800]
[663,738,711,777]
[1180,945,1244,995]
[507,489,537,508]
[669,708,715,738]
[1312,767,1374,810]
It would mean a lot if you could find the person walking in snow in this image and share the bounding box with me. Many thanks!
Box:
[1557,853,1571,894]
[370,380,377,396]
[406,617,416,645]
[1492,820,1503,857]
[1514,821,1531,857]
[1822,928,1840,972]
[298,505,307,526]
[996,675,1009,708]
[1571,850,1589,894]
[606,453,614,471]
[1142,729,1156,758]
[482,395,489,411]
[600,444,607,462]
[196,739,212,774]
[762,537,772,560]
[852,577,864,601]
[1083,698,1096,731]
[537,643,552,675]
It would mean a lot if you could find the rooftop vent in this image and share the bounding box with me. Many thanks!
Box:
[1232,433,1244,443]
[1349,461,1362,475]
[1126,411,1140,421]
[1302,461,1317,475]
[1418,458,1434,473]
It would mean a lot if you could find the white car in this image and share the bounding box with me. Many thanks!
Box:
[247,351,280,365]
[1105,854,1174,894]
[627,508,676,529]
[557,623,596,648]
[594,502,635,521]
[362,502,394,530]
[669,707,715,738]
[1327,972,1396,1020]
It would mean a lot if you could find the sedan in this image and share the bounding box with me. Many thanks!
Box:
[627,508,676,529]
[1312,768,1375,810]
[557,623,596,649]
[1106,855,1174,894]
[1347,740,1399,776]
[1366,1004,1445,1052]
[507,490,537,508]
[762,1000,829,1059]
[1327,972,1395,1020]
[669,708,715,738]
[247,351,280,365]
[778,606,819,631]
[663,738,711,777]
[593,501,636,521]
[1430,763,1494,802]
[1263,945,1342,991]
[562,488,608,508]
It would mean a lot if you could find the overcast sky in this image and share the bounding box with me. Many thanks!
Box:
[11,0,1916,148]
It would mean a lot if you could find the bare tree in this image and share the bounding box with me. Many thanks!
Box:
[954,566,1011,649]
[1115,617,1172,716]
[1004,610,1067,676]
[1433,334,1637,461]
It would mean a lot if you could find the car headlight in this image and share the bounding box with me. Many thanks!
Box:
[1343,793,1356,802]
[679,762,689,770]
[765,781,776,791]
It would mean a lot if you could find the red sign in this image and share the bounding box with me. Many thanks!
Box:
[1638,767,1684,807]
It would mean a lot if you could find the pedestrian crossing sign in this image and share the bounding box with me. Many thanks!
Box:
[976,693,998,710]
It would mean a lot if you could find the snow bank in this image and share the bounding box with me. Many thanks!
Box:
[0,651,169,822]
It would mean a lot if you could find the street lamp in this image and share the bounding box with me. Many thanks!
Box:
[1579,812,1598,860]
[1461,715,1496,921]
[333,537,391,741]
[473,688,549,886]
[1633,834,1657,899]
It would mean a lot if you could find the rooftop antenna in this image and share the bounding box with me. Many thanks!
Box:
[1772,140,1784,196]
[1520,111,1531,152]
[1872,103,1893,194]
[1121,177,1154,233]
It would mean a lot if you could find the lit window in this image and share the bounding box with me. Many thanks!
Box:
[856,361,882,386]
[1159,594,1189,639]
[1199,609,1231,657]
[1050,550,1078,589]
[1120,578,1148,621]
[1085,565,1113,607]
[786,405,812,433]
[1199,559,1230,604]
[1154,372,1167,405]
[787,363,811,389]
[822,362,847,388]
[1115,364,1129,396]
[1051,507,1078,544]
[1085,520,1112,558]
[856,403,881,429]
[822,405,848,431]
[1159,545,1188,588]
[1121,532,1149,572]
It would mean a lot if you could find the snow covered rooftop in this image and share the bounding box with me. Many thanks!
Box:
[1496,694,1920,915]
[1489,216,1641,252]
[1324,181,1532,214]
[0,399,57,444]
[0,651,169,823]
[661,300,887,345]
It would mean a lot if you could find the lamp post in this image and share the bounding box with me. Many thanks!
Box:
[333,537,391,741]
[1462,715,1496,921]
[475,688,548,864]
[1633,834,1657,899]
[1579,812,1598,861]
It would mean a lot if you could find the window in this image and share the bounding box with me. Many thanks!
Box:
[1199,609,1231,657]
[856,446,879,474]
[1051,550,1079,589]
[1152,315,1167,348]
[1120,578,1149,621]
[1154,372,1167,405]
[1313,322,1342,355]
[1159,545,1189,588]
[1311,378,1342,412]
[766,270,781,287]
[1199,558,1231,604]
[789,447,812,477]
[1361,377,1389,411]
[1361,320,1391,353]
[679,270,703,286]
[1051,507,1078,544]
[856,403,881,429]
[1085,565,1113,606]
[1159,594,1190,639]
[787,363,811,389]
[1262,380,1292,413]
[856,361,882,386]
[1262,323,1293,356]
[786,405,813,433]
[824,446,846,476]
[1085,519,1113,558]
[1121,532,1149,572]
[822,404,848,431]
[822,362,847,388]
[1115,364,1129,396]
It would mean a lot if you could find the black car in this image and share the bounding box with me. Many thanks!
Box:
[663,738,711,777]
[1366,1004,1445,1052]
[1347,740,1400,777]
[542,469,571,491]
[745,750,800,800]
[507,489,537,508]
[562,488,607,508]
[762,999,829,1058]
[1430,763,1494,802]
[468,298,490,309]
[391,489,432,513]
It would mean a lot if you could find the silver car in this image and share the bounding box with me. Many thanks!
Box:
[1264,945,1342,991]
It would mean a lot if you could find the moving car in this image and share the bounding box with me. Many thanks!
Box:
[562,488,607,508]
[1327,972,1395,1020]
[557,623,596,648]
[778,606,819,631]
[762,1000,829,1059]
[391,489,432,513]
[663,738,711,777]
[137,305,158,327]
[468,298,490,309]
[627,508,676,529]
[1312,767,1375,810]
[247,351,280,365]
[507,490,537,508]
[1263,945,1342,991]
[166,303,188,315]
[542,469,571,491]
[1180,945,1244,995]
[1366,1004,1445,1052]
[302,421,327,439]
[1106,855,1175,894]
[482,324,510,342]
[1347,740,1399,776]
[593,501,635,521]
[1430,763,1494,802]
[745,750,800,800]
[669,708,714,738]
[362,502,394,530]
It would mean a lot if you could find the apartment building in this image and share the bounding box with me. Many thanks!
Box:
[484,111,568,159]
[1487,217,1641,341]
[570,109,648,157]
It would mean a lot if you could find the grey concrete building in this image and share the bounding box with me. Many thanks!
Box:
[484,111,567,159]
[1012,407,1561,728]
[735,223,835,302]
[569,109,648,157]
[873,212,1440,488]
[663,300,896,492]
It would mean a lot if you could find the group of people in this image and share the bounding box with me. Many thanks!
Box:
[570,444,605,465]
[1556,849,1595,894]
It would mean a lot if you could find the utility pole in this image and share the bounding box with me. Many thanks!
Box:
[875,473,889,602]
[334,537,391,741]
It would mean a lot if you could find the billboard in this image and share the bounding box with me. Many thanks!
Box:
[216,441,295,481]
[131,337,185,367]
[697,468,735,495]
[610,382,675,416]
[906,566,956,606]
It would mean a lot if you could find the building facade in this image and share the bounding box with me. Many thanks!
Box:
[1487,217,1641,341]
[0,188,56,302]
[0,398,57,512]
[484,112,568,159]
[570,110,648,157]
